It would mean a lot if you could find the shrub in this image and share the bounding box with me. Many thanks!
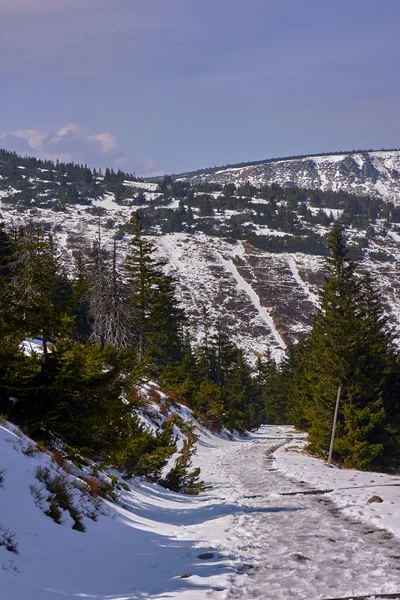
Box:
[161,435,205,495]
[79,476,118,502]
[0,525,18,553]
[32,466,85,532]
[0,468,6,488]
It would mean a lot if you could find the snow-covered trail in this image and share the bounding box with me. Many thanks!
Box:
[196,427,400,600]
[2,421,400,600]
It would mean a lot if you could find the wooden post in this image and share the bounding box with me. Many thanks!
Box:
[328,385,341,467]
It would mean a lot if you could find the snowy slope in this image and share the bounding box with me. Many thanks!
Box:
[189,150,400,204]
[2,419,400,600]
[3,151,400,361]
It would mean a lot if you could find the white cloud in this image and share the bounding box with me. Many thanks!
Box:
[89,132,119,155]
[0,123,165,176]
[0,123,123,167]
[143,159,165,177]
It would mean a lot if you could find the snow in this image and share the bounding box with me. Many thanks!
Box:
[91,191,120,211]
[308,206,344,219]
[287,255,319,306]
[123,180,159,192]
[156,233,285,360]
[254,226,292,237]
[275,435,400,540]
[2,419,400,600]
[18,338,53,356]
[389,231,400,243]
[312,154,346,165]
[219,253,286,351]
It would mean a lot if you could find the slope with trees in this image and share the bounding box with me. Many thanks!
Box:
[269,221,400,470]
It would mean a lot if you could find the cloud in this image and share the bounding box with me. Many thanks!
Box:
[143,159,165,177]
[0,123,124,168]
[89,132,120,155]
[0,123,164,176]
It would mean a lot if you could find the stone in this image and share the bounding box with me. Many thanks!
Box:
[198,552,214,560]
[368,495,383,503]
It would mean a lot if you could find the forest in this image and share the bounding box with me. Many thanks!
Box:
[1,214,399,477]
[0,214,266,494]
[2,149,400,261]
[264,221,400,471]
[1,148,400,477]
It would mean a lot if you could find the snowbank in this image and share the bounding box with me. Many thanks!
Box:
[275,436,400,538]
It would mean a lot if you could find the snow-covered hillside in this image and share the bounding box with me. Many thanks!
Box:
[189,150,400,204]
[2,149,400,361]
[2,417,400,600]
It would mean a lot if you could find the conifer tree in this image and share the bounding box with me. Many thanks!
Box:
[5,223,71,360]
[70,252,91,341]
[288,221,400,469]
[0,223,19,408]
[125,212,185,364]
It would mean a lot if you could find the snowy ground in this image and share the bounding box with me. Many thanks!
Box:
[1,421,400,600]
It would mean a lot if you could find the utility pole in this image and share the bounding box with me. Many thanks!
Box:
[327,384,342,467]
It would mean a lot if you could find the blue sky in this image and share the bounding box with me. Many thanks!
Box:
[0,0,399,175]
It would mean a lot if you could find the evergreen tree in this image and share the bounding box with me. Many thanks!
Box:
[125,212,185,364]
[0,223,19,409]
[287,221,400,469]
[70,252,91,341]
[5,223,72,360]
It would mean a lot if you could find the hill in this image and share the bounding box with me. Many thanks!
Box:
[1,147,400,360]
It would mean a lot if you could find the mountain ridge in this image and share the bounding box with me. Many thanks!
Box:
[168,148,400,180]
[183,149,400,204]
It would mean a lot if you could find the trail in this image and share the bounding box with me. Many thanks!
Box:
[196,427,400,600]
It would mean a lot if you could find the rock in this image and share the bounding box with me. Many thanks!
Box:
[293,553,310,561]
[198,552,214,560]
[368,495,383,503]
[180,573,192,578]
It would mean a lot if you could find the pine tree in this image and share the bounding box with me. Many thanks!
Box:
[70,252,91,341]
[0,223,19,409]
[5,223,72,360]
[161,432,204,494]
[125,212,185,364]
[288,221,400,469]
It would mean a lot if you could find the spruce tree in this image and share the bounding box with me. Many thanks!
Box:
[0,223,19,408]
[125,212,185,364]
[290,221,400,469]
[5,223,71,360]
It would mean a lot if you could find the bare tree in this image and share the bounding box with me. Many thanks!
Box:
[88,233,132,350]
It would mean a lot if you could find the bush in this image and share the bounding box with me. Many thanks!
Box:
[161,435,205,495]
[32,466,85,532]
[118,424,177,482]
[0,525,18,553]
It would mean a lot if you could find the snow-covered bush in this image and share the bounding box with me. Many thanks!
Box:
[0,524,18,553]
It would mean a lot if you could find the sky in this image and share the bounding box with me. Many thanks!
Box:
[0,0,399,176]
